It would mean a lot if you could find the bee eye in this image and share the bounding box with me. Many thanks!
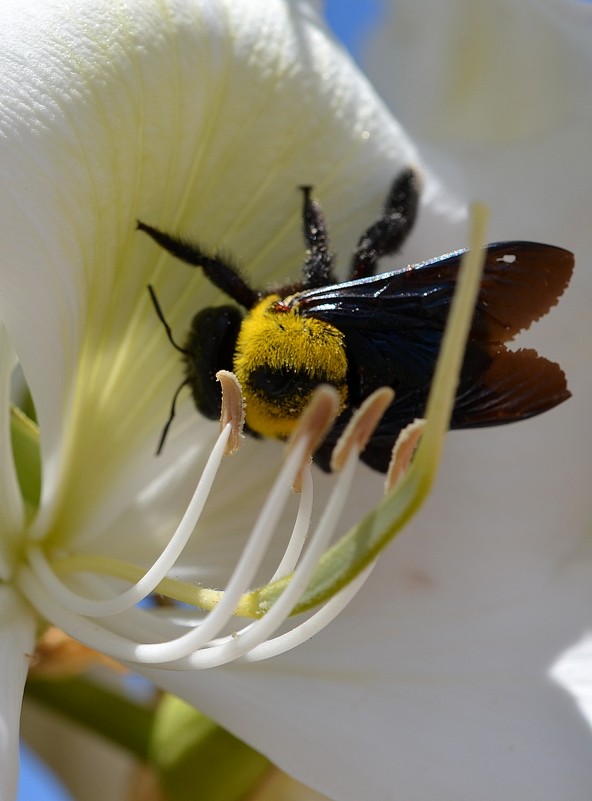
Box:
[249,366,311,399]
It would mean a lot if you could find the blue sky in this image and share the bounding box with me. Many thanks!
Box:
[17,748,74,801]
[324,0,383,61]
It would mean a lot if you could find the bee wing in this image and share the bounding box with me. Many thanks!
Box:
[296,241,573,344]
[298,242,573,474]
[313,345,570,474]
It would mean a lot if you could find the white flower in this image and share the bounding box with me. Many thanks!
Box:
[0,0,461,795]
[2,1,591,800]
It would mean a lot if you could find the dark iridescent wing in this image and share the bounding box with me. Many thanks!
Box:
[294,242,573,343]
[293,242,573,473]
[313,344,572,473]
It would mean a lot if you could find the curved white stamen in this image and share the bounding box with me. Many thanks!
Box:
[26,423,233,617]
[179,463,315,650]
[268,466,314,581]
[16,384,383,668]
[17,432,312,664]
[103,448,365,669]
[173,466,314,651]
[17,564,163,653]
[172,447,359,669]
[108,563,376,665]
[135,433,310,662]
[98,544,376,666]
[241,561,375,662]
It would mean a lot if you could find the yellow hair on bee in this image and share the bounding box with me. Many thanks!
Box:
[233,295,349,439]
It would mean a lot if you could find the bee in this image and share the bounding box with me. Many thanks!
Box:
[138,168,573,473]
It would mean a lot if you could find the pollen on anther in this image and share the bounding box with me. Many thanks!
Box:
[216,370,245,455]
[330,387,395,472]
[286,385,340,492]
[385,418,426,493]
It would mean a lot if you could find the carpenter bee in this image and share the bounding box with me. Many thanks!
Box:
[138,168,573,473]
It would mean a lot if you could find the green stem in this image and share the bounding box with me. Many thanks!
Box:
[11,405,41,513]
[25,676,154,760]
[151,695,270,801]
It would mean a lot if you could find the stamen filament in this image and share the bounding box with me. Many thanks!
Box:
[48,461,314,615]
[241,562,375,662]
[52,554,226,612]
[177,446,359,669]
[268,467,314,581]
[17,428,313,666]
[49,468,313,615]
[26,422,233,617]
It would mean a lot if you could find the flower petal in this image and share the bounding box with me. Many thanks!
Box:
[0,586,36,801]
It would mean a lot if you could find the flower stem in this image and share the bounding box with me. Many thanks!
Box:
[25,675,154,759]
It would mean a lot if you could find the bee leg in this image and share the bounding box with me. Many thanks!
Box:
[299,186,337,288]
[349,168,420,281]
[137,221,259,310]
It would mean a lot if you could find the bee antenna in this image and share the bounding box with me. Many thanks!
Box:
[156,379,190,455]
[147,284,188,354]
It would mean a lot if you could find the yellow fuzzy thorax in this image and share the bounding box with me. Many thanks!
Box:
[233,295,348,439]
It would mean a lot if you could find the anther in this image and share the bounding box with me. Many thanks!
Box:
[285,385,340,492]
[330,387,395,472]
[385,418,426,493]
[216,370,245,455]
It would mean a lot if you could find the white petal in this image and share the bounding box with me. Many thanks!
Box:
[553,636,592,728]
[367,1,590,141]
[250,770,332,801]
[366,0,592,242]
[0,586,36,801]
